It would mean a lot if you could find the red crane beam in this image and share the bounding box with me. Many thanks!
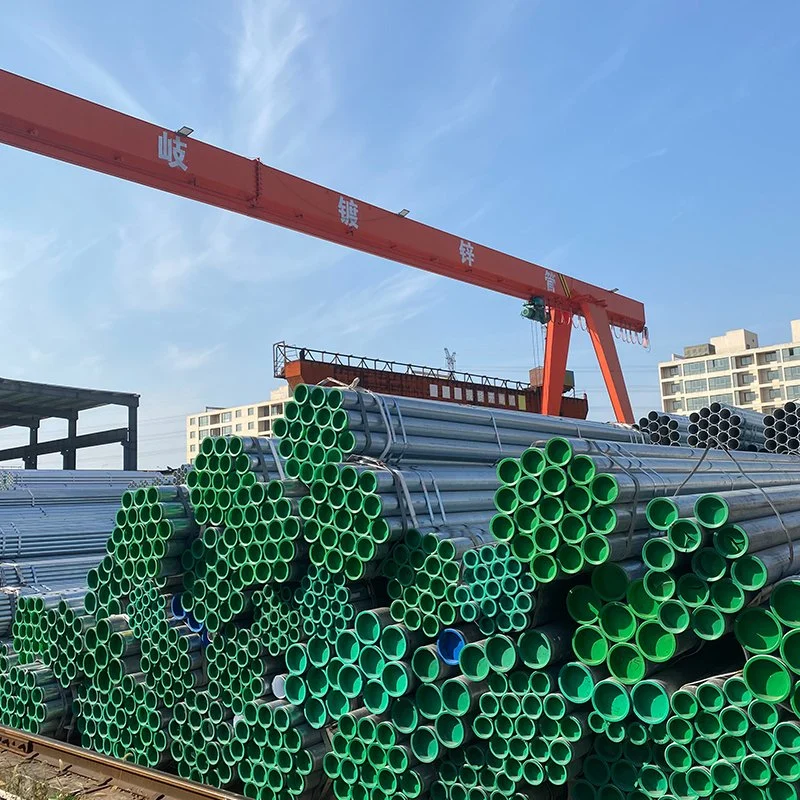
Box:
[0,69,644,421]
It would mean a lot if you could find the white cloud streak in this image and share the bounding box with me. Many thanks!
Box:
[164,344,223,371]
[290,271,442,343]
[33,30,152,119]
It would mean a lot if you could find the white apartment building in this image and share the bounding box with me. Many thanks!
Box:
[185,385,290,463]
[659,320,800,416]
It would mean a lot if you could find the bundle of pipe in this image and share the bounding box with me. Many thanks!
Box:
[688,401,767,451]
[3,428,800,800]
[0,658,74,735]
[637,410,691,447]
[274,384,644,482]
[0,555,99,591]
[383,528,536,639]
[490,437,800,584]
[764,400,800,454]
[736,577,800,713]
[295,462,501,582]
[11,588,87,664]
[0,468,168,490]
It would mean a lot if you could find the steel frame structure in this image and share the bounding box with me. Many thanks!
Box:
[0,70,645,421]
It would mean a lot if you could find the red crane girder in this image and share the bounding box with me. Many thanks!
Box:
[0,69,645,421]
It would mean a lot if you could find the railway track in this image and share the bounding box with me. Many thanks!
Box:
[0,727,244,800]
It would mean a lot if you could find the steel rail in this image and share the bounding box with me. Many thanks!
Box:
[0,725,245,800]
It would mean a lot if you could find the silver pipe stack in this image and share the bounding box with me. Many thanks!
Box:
[337,389,645,464]
[764,400,800,455]
[687,402,766,451]
[637,411,691,447]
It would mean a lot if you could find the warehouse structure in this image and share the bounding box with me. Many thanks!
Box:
[0,377,139,470]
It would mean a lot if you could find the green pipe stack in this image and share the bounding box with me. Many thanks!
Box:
[0,390,799,800]
[384,529,536,637]
[0,657,73,735]
[738,577,800,715]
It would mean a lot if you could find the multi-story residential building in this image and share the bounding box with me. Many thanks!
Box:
[185,385,290,463]
[659,320,800,416]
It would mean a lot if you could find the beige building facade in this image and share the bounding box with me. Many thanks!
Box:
[659,320,800,416]
[185,385,291,463]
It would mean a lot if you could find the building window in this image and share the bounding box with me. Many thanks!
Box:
[235,424,243,432]
[189,431,196,439]
[466,389,474,402]
[709,393,734,404]
[199,429,209,439]
[509,395,516,407]
[429,384,438,398]
[499,394,506,406]
[247,407,255,416]
[442,385,451,399]
[189,444,196,453]
[739,391,757,403]
[684,379,708,393]
[783,347,800,362]
[787,385,800,399]
[488,392,496,404]
[211,427,221,437]
[222,426,232,435]
[761,351,779,363]
[248,422,255,430]
[768,387,784,400]
[683,362,706,375]
[663,382,681,395]
[454,388,463,401]
[189,417,196,426]
[271,404,283,416]
[210,414,220,425]
[477,391,485,402]
[706,357,730,372]
[222,412,232,423]
[258,406,269,417]
[708,376,732,390]
[666,400,683,413]
[198,415,209,426]
[785,366,800,381]
[259,420,271,433]
[736,355,754,368]
[686,396,709,411]
[661,365,681,379]
[235,409,242,418]
[737,373,755,386]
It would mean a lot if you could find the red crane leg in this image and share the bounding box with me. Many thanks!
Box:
[581,302,634,423]
[541,313,573,416]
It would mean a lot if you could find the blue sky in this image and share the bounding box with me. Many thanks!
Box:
[1,1,799,467]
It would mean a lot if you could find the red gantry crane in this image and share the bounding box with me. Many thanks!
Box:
[0,70,646,422]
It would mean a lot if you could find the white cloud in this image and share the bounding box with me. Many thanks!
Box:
[559,45,629,115]
[33,30,152,119]
[164,344,223,372]
[0,228,61,284]
[289,271,442,344]
[232,0,335,157]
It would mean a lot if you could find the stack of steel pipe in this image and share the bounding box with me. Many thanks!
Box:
[765,400,800,454]
[0,555,99,591]
[688,401,767,451]
[736,577,800,715]
[383,528,536,639]
[274,383,644,482]
[637,410,691,447]
[491,436,800,584]
[0,404,798,800]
